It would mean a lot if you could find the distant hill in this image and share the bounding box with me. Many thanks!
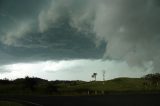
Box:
[0,74,160,95]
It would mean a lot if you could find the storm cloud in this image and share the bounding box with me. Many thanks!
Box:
[39,0,160,72]
[0,0,160,80]
[0,0,106,65]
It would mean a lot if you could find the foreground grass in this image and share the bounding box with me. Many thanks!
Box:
[0,101,25,106]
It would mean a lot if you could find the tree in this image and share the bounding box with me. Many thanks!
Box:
[24,76,37,91]
[143,73,160,87]
[92,73,97,81]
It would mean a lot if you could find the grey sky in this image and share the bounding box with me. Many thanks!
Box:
[0,0,159,80]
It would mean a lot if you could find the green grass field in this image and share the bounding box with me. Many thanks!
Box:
[59,77,160,95]
[0,76,160,95]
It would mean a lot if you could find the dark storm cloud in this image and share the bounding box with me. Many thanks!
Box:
[36,0,160,72]
[91,0,160,72]
[1,0,160,73]
[0,0,106,65]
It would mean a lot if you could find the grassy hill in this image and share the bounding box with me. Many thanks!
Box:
[0,76,160,95]
[55,77,160,95]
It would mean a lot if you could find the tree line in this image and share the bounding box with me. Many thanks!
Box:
[143,73,160,87]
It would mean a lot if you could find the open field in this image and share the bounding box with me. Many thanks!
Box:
[0,76,160,95]
[0,75,160,105]
[60,77,160,95]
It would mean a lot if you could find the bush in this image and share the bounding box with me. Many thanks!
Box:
[45,83,58,94]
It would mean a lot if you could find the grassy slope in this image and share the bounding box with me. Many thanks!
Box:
[59,77,160,94]
[0,77,160,95]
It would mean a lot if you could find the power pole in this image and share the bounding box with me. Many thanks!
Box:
[102,70,106,81]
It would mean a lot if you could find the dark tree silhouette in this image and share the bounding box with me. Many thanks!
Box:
[0,78,10,85]
[143,73,160,87]
[92,73,97,81]
[24,76,38,91]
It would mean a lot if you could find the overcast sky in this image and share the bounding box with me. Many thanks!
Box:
[0,0,159,81]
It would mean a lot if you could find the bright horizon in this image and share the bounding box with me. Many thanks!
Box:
[0,59,152,81]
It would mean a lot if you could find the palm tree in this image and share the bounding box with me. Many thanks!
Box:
[92,73,97,81]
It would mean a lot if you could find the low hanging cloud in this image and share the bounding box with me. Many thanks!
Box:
[92,0,160,72]
[37,0,160,72]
